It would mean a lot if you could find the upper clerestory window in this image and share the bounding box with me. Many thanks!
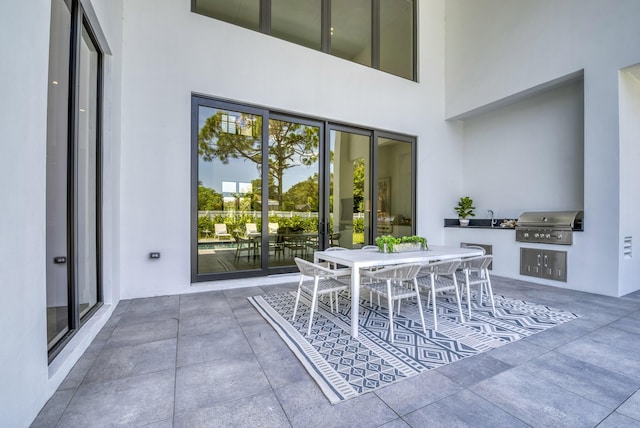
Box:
[192,0,416,81]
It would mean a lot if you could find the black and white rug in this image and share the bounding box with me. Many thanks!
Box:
[248,289,578,404]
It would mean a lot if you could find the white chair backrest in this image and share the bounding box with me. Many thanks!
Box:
[246,223,258,234]
[366,263,422,281]
[214,223,228,234]
[325,246,348,252]
[294,257,336,277]
[462,255,492,270]
[268,222,279,233]
[361,245,379,250]
[421,258,462,275]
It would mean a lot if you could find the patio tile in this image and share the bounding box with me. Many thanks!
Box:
[485,337,548,365]
[242,323,291,354]
[83,338,177,384]
[57,350,100,390]
[176,327,253,367]
[596,411,640,427]
[174,391,290,427]
[103,318,177,349]
[617,389,640,421]
[174,353,271,415]
[177,312,239,336]
[521,319,590,350]
[436,352,513,387]
[56,369,174,427]
[31,389,75,428]
[254,348,309,389]
[179,290,232,318]
[608,313,640,335]
[403,389,529,427]
[557,329,640,381]
[377,418,411,428]
[118,295,180,326]
[518,351,639,409]
[234,305,269,327]
[275,378,398,428]
[375,370,463,416]
[470,366,611,427]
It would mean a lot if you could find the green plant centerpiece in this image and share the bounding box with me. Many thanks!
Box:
[375,235,428,252]
[454,196,476,226]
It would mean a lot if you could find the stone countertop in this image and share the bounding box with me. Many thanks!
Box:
[444,218,516,229]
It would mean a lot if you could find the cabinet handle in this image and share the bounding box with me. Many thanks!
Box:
[536,254,541,266]
[543,255,548,267]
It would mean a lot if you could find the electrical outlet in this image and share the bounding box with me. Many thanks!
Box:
[149,252,160,259]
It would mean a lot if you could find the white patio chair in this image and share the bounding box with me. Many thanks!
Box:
[245,223,259,235]
[458,255,496,318]
[360,263,426,343]
[213,223,232,241]
[416,258,464,330]
[292,258,351,336]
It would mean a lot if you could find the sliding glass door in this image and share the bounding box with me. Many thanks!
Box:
[192,96,416,281]
[328,127,372,248]
[46,0,103,358]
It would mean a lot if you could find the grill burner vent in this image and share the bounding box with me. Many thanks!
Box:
[515,211,583,245]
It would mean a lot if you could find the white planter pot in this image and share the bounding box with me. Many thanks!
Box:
[459,219,470,227]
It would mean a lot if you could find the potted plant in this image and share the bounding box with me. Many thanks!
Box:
[454,196,475,226]
[375,235,428,252]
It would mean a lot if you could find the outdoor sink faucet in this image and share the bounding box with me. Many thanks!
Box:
[488,209,496,227]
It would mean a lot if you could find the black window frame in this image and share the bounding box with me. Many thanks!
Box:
[191,0,417,81]
[191,93,417,282]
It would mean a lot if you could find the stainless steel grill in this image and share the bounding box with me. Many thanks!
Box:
[515,211,583,245]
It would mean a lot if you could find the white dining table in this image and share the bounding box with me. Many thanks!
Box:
[313,245,485,337]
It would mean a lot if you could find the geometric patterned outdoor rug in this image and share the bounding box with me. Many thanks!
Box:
[248,289,579,404]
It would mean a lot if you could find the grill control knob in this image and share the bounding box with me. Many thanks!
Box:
[546,234,551,239]
[557,234,562,239]
[534,233,540,238]
[524,233,529,238]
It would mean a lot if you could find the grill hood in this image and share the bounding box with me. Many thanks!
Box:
[516,211,583,230]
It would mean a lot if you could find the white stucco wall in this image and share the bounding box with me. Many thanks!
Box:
[0,0,123,425]
[119,0,458,298]
[445,0,640,296]
[619,66,640,296]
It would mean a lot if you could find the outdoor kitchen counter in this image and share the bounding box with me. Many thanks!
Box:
[444,218,516,229]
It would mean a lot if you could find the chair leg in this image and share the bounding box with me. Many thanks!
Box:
[430,274,438,331]
[307,279,319,336]
[485,269,496,314]
[292,276,303,321]
[414,279,427,336]
[386,280,394,343]
[453,275,465,323]
[464,269,472,320]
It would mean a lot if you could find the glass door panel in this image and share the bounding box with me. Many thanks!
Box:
[46,0,72,351]
[376,137,414,238]
[196,106,263,274]
[268,118,320,267]
[329,130,371,249]
[77,24,99,319]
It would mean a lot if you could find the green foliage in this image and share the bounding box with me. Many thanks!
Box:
[352,158,365,212]
[282,174,319,211]
[353,217,364,233]
[198,185,223,211]
[375,235,428,252]
[454,196,476,219]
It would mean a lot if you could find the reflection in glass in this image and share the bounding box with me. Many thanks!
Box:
[268,119,320,267]
[331,0,371,66]
[377,138,414,238]
[77,25,100,320]
[330,130,371,249]
[380,0,414,80]
[271,0,321,50]
[197,107,263,274]
[46,0,72,350]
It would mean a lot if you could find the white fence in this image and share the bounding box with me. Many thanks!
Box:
[198,210,365,219]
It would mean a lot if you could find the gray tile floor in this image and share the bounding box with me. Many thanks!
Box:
[33,277,640,427]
